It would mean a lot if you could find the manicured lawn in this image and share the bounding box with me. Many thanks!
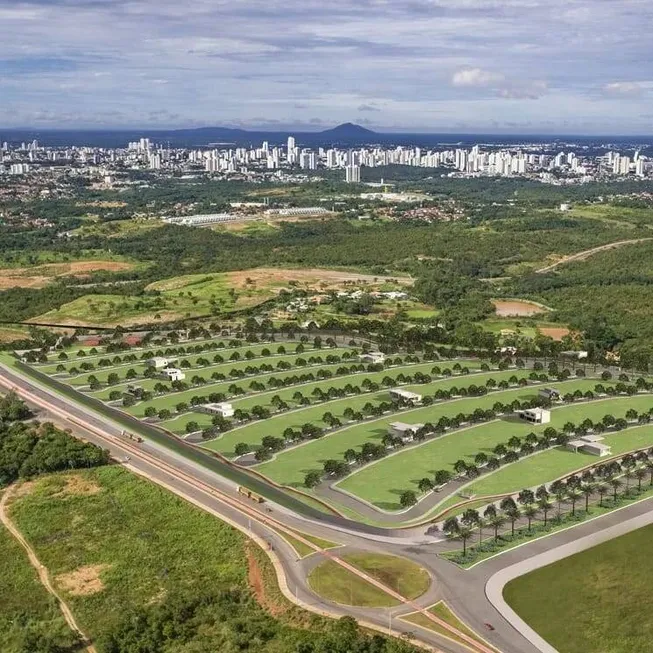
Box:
[504,523,653,653]
[308,553,429,607]
[256,379,599,492]
[337,392,652,511]
[460,420,653,499]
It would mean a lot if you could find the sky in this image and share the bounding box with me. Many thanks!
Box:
[1,0,652,134]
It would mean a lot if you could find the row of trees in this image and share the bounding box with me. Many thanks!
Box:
[443,447,653,558]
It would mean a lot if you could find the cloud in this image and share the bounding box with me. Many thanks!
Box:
[0,0,651,131]
[603,81,643,95]
[452,68,504,88]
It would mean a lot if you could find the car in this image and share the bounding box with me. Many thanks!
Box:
[484,623,495,631]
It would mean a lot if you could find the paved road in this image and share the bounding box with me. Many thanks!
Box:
[4,360,653,653]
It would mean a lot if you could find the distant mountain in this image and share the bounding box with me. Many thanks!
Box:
[317,123,377,139]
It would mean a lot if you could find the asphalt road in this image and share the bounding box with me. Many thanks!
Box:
[3,360,652,653]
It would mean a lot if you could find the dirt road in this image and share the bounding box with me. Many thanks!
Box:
[0,486,97,653]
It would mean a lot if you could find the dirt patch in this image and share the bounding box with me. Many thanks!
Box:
[246,544,284,616]
[0,327,27,343]
[12,480,38,499]
[0,261,134,290]
[56,564,110,596]
[539,326,570,341]
[227,267,412,291]
[493,299,549,318]
[54,475,102,498]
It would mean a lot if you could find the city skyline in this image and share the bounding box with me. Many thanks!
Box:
[1,0,653,134]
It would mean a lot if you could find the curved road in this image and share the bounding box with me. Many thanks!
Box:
[3,360,652,653]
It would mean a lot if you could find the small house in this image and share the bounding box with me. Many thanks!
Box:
[161,368,185,382]
[388,388,423,404]
[517,408,551,424]
[197,402,235,418]
[359,352,386,364]
[147,356,173,369]
[539,388,561,401]
[389,422,424,442]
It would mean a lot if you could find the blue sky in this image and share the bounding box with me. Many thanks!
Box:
[1,0,652,133]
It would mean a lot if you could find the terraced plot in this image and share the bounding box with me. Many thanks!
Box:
[337,392,653,511]
[254,378,600,491]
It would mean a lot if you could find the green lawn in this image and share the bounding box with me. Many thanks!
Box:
[337,392,653,511]
[458,420,653,500]
[307,553,429,607]
[35,272,274,326]
[0,506,78,653]
[504,523,653,653]
[256,378,599,493]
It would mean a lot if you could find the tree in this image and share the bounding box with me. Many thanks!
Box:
[580,483,595,512]
[304,471,322,488]
[596,482,608,507]
[234,442,250,457]
[418,478,434,493]
[538,497,553,527]
[457,525,474,557]
[523,504,538,531]
[434,469,452,486]
[634,467,647,492]
[442,517,460,537]
[610,477,623,502]
[517,489,534,507]
[550,480,566,517]
[399,490,418,508]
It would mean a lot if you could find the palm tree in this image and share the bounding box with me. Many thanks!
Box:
[646,460,653,487]
[580,483,595,512]
[458,525,474,557]
[596,482,608,507]
[567,488,582,516]
[634,467,647,492]
[505,506,521,537]
[538,498,553,526]
[610,477,623,503]
[550,480,566,518]
[523,504,539,531]
[442,517,460,538]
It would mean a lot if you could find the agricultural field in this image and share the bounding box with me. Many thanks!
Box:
[504,523,653,653]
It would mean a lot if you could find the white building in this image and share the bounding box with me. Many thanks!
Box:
[389,388,423,404]
[345,164,361,183]
[359,352,385,364]
[197,402,235,418]
[567,435,612,457]
[161,368,185,382]
[147,357,173,369]
[517,408,551,424]
[389,422,425,441]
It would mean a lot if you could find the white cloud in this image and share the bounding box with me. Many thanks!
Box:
[452,68,504,87]
[603,81,643,95]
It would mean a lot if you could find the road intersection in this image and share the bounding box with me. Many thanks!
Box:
[3,360,652,653]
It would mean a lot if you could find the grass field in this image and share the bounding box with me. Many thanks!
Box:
[454,420,653,501]
[307,553,429,607]
[4,466,404,652]
[35,266,411,327]
[0,500,78,652]
[504,523,653,653]
[336,392,653,511]
[256,378,599,494]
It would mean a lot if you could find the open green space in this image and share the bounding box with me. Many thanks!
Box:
[337,391,652,511]
[308,553,429,607]
[6,466,413,653]
[0,506,79,653]
[504,523,653,653]
[256,378,599,493]
[457,420,653,501]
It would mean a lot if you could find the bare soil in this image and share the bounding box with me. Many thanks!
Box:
[56,564,110,597]
[227,267,412,290]
[0,261,134,290]
[493,299,549,317]
[246,544,284,616]
[55,475,102,498]
[539,326,571,341]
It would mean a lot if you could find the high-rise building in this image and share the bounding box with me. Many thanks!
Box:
[345,164,361,183]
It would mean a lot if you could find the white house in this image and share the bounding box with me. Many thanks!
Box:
[147,356,174,369]
[197,402,235,418]
[360,352,385,364]
[161,368,185,382]
[567,435,612,457]
[517,408,551,424]
[389,422,424,441]
[389,388,423,404]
